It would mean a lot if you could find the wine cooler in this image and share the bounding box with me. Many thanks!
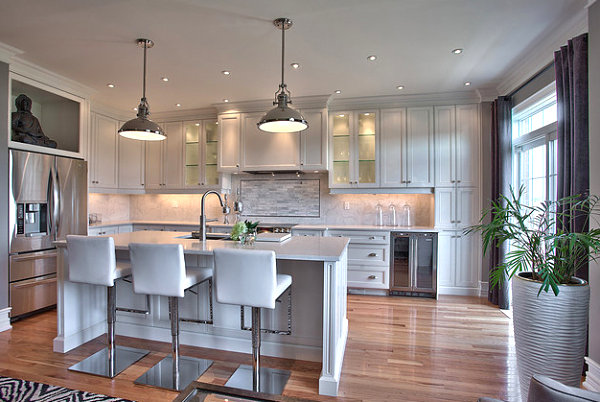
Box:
[389,232,437,298]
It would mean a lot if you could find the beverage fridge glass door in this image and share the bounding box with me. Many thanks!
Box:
[9,150,54,253]
[413,233,437,293]
[391,233,411,291]
[55,156,88,240]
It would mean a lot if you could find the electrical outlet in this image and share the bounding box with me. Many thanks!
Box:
[344,201,350,210]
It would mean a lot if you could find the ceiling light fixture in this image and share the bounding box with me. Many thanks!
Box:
[291,63,300,69]
[452,48,463,54]
[222,70,231,75]
[223,99,229,103]
[119,39,165,141]
[397,85,404,90]
[107,83,115,88]
[161,77,169,82]
[367,55,377,61]
[257,18,308,133]
[175,103,181,107]
[464,81,471,86]
[334,90,342,94]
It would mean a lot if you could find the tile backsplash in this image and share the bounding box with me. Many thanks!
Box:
[89,174,434,227]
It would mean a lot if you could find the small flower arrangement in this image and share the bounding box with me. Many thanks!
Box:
[230,220,260,244]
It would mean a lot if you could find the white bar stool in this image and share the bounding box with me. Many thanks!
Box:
[66,235,149,378]
[129,243,213,391]
[213,248,292,394]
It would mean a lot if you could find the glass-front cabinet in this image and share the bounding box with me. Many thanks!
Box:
[330,111,378,188]
[184,119,220,188]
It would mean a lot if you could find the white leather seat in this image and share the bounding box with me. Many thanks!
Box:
[213,248,291,309]
[65,235,149,378]
[213,248,292,394]
[128,242,213,391]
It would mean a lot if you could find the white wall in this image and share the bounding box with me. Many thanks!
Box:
[0,61,9,309]
[588,0,600,369]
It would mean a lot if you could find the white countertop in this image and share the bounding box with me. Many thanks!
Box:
[57,230,350,262]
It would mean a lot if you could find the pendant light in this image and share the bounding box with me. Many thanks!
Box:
[257,18,308,133]
[119,39,166,141]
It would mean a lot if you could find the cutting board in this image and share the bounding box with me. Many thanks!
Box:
[255,232,292,242]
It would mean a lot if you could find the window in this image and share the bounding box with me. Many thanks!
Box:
[512,83,558,210]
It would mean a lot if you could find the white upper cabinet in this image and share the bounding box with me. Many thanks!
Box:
[218,113,241,173]
[299,108,328,171]
[330,111,378,188]
[118,131,145,190]
[435,187,480,229]
[434,104,480,188]
[144,138,163,190]
[184,120,222,188]
[380,107,434,188]
[241,112,301,171]
[144,121,183,189]
[90,112,118,189]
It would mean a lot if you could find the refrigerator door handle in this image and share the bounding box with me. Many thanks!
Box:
[47,169,54,239]
[409,236,415,290]
[51,166,60,239]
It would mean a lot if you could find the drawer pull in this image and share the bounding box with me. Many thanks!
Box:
[368,253,377,257]
[368,275,378,280]
[369,236,376,240]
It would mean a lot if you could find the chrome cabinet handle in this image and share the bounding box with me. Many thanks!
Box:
[450,220,456,223]
[407,180,412,183]
[235,164,240,168]
[450,180,456,183]
[368,253,377,257]
[369,236,376,240]
[457,180,461,183]
[368,275,378,280]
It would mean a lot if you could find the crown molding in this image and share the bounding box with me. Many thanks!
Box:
[496,5,588,95]
[0,42,23,64]
[476,88,499,102]
[327,90,481,111]
[90,101,133,122]
[153,107,218,122]
[213,94,332,114]
[587,0,597,8]
[10,57,95,99]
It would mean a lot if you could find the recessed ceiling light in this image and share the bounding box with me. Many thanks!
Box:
[133,107,138,111]
[334,90,341,94]
[364,113,370,116]
[223,99,229,103]
[337,114,345,117]
[215,121,219,125]
[291,63,300,69]
[107,83,115,88]
[367,55,377,61]
[464,81,471,86]
[195,123,200,126]
[161,77,169,82]
[452,48,463,54]
[222,70,231,75]
[396,85,405,90]
[175,103,181,107]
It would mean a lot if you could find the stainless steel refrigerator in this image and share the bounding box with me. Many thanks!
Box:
[8,150,87,319]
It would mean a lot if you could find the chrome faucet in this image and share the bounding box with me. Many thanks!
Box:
[200,190,226,242]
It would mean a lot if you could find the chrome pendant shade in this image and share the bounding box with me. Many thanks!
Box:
[258,18,308,133]
[119,39,166,141]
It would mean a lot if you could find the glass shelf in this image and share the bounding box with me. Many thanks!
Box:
[333,160,349,163]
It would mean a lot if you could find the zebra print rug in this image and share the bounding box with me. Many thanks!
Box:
[0,376,134,402]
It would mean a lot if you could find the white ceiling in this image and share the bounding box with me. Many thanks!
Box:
[0,0,585,113]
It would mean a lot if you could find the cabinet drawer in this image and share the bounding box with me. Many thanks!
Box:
[348,268,388,289]
[292,229,323,237]
[327,230,389,244]
[10,274,57,317]
[89,226,119,236]
[133,224,162,231]
[348,244,389,265]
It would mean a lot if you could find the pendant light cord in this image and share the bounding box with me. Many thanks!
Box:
[142,41,147,100]
[280,25,285,89]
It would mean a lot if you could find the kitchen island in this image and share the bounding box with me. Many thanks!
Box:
[53,231,349,396]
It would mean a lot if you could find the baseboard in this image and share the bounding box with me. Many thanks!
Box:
[584,357,600,391]
[0,308,12,332]
[347,288,388,296]
[479,281,489,298]
[53,321,105,353]
[438,286,481,296]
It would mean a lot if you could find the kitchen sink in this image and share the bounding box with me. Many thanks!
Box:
[175,232,231,240]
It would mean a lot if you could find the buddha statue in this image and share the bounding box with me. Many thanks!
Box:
[11,94,57,148]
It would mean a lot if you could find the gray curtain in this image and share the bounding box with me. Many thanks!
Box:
[555,33,589,281]
[489,97,512,308]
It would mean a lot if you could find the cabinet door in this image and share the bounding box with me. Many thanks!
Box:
[437,231,455,287]
[202,120,220,186]
[355,111,378,187]
[118,133,145,189]
[434,106,456,187]
[163,122,184,189]
[380,108,405,187]
[456,187,480,228]
[92,114,118,188]
[434,188,456,229]
[455,104,480,188]
[405,107,434,187]
[455,232,480,288]
[218,114,240,172]
[241,112,300,170]
[183,121,202,188]
[330,112,353,187]
[144,140,163,189]
[299,108,327,170]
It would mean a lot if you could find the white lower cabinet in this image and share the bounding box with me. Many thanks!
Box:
[327,229,390,289]
[434,187,479,229]
[88,225,119,236]
[291,228,324,237]
[437,230,480,294]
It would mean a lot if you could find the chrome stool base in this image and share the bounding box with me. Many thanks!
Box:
[134,355,213,391]
[225,365,290,395]
[69,345,149,378]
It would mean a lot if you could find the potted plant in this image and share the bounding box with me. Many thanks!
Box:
[468,186,600,398]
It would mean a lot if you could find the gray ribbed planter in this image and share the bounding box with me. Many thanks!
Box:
[512,272,589,400]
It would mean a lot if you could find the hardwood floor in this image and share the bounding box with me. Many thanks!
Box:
[0,295,519,401]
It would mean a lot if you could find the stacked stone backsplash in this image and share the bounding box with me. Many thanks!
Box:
[89,174,434,227]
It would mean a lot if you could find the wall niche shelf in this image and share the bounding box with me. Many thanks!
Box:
[9,73,86,159]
